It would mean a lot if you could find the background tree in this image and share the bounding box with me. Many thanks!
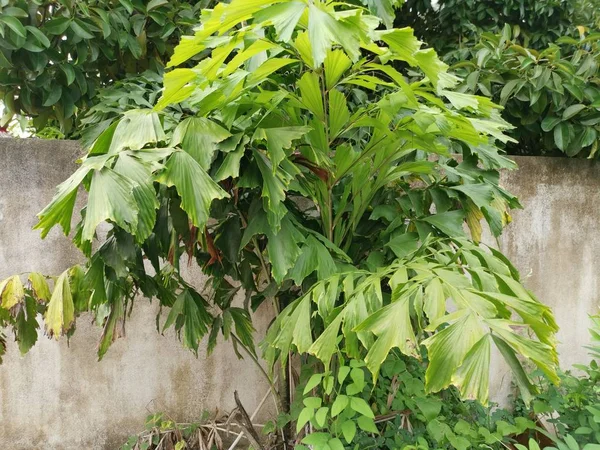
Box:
[0,0,211,137]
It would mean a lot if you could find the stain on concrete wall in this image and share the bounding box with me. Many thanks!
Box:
[0,140,274,449]
[489,156,600,404]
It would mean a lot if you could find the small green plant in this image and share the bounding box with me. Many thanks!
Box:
[292,352,539,450]
[516,316,600,447]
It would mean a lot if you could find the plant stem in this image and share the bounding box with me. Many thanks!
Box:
[231,333,281,414]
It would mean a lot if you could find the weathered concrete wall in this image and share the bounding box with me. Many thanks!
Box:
[0,139,274,449]
[490,156,600,403]
[1,140,599,446]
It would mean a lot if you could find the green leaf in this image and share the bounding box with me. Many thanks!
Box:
[307,3,360,67]
[416,397,442,421]
[424,278,445,323]
[215,145,245,181]
[109,110,166,154]
[563,104,586,120]
[350,397,374,419]
[253,126,311,169]
[35,160,98,237]
[146,0,168,11]
[113,153,159,242]
[155,68,196,110]
[43,17,71,35]
[328,438,345,450]
[0,16,26,38]
[25,26,51,48]
[355,293,417,377]
[164,290,212,354]
[298,71,324,120]
[302,432,330,446]
[325,49,352,89]
[156,150,229,229]
[289,236,337,285]
[414,49,449,89]
[541,115,562,132]
[82,168,139,242]
[267,215,305,284]
[309,313,344,367]
[452,334,492,405]
[423,312,485,393]
[303,374,323,395]
[421,210,466,237]
[499,79,521,105]
[172,117,232,170]
[380,27,421,66]
[297,407,313,433]
[451,184,494,209]
[98,296,125,360]
[254,2,306,42]
[554,122,573,151]
[315,406,329,427]
[60,64,76,86]
[364,0,401,28]
[386,232,419,259]
[70,19,95,39]
[331,394,349,417]
[254,150,293,232]
[303,396,323,409]
[43,86,62,107]
[357,416,379,434]
[15,296,39,355]
[44,270,75,338]
[329,89,350,139]
[341,419,357,443]
[3,6,28,17]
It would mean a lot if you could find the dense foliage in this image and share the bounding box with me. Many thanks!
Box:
[395,0,599,56]
[454,27,600,156]
[0,0,210,136]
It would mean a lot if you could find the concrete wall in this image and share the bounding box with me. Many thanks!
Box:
[0,139,274,449]
[0,141,599,447]
[490,156,600,403]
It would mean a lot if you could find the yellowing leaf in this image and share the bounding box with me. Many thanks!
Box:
[28,272,51,303]
[44,270,75,338]
[223,39,278,77]
[0,275,24,309]
[155,69,196,110]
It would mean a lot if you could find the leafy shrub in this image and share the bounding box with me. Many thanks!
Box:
[395,0,598,55]
[515,316,600,447]
[292,353,538,450]
[453,27,600,156]
[0,0,210,135]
